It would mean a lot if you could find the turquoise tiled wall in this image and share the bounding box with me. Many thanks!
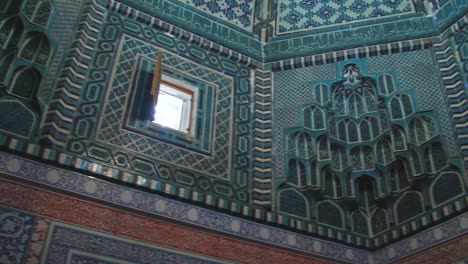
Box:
[0,0,466,250]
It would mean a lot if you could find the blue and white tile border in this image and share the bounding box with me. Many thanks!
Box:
[0,150,467,264]
[42,221,232,264]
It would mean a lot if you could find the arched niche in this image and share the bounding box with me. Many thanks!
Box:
[22,0,53,27]
[8,66,41,100]
[431,172,465,206]
[278,188,309,219]
[351,210,369,236]
[316,200,344,229]
[19,31,51,66]
[370,208,389,236]
[394,191,424,224]
[355,176,377,209]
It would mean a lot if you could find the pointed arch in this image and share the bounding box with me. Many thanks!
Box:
[369,116,380,138]
[351,147,374,171]
[348,92,364,118]
[0,51,14,82]
[390,95,403,119]
[375,139,393,165]
[390,159,410,191]
[347,119,358,142]
[409,149,423,175]
[364,89,377,112]
[409,116,438,145]
[328,114,336,137]
[431,172,465,206]
[360,119,371,141]
[19,31,51,66]
[371,208,389,236]
[1,0,22,15]
[356,176,377,208]
[316,200,344,229]
[351,210,369,236]
[394,191,424,224]
[379,109,389,131]
[287,131,314,159]
[331,144,348,171]
[334,92,345,116]
[303,105,325,130]
[324,170,342,198]
[424,142,446,173]
[0,15,23,49]
[317,135,330,160]
[400,94,414,117]
[377,74,395,95]
[278,189,309,219]
[391,125,407,151]
[287,159,306,186]
[22,0,53,27]
[9,66,41,100]
[337,119,347,141]
[314,83,329,105]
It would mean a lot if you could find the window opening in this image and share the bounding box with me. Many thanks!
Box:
[153,81,194,134]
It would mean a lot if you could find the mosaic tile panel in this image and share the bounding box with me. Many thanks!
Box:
[180,0,255,29]
[42,222,230,264]
[0,207,35,264]
[276,0,415,34]
[96,35,233,179]
[115,0,262,59]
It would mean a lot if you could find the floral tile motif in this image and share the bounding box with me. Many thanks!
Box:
[42,222,232,264]
[0,207,35,264]
[277,0,415,34]
[25,218,50,264]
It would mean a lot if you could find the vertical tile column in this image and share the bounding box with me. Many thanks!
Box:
[433,24,468,167]
[252,67,273,208]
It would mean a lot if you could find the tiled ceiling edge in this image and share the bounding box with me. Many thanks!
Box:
[264,0,467,62]
[105,0,263,61]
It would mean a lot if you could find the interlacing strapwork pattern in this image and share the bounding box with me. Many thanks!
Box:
[277,62,465,237]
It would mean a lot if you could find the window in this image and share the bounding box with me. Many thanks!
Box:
[153,80,194,134]
[126,57,215,154]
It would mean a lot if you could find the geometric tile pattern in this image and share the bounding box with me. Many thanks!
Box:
[273,63,336,175]
[0,207,35,264]
[367,49,459,158]
[181,0,255,29]
[252,68,274,207]
[277,0,415,34]
[433,25,468,167]
[42,222,229,264]
[41,0,106,147]
[41,0,254,201]
[97,35,233,179]
[38,0,87,102]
